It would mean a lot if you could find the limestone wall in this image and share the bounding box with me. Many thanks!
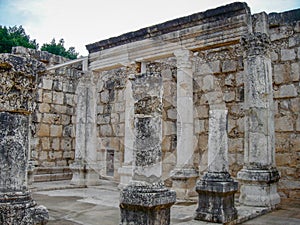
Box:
[11,47,83,182]
[96,67,128,178]
[269,12,300,198]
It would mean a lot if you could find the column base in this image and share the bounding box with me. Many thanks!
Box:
[70,161,100,186]
[195,172,238,223]
[237,167,280,207]
[0,191,49,225]
[120,182,176,225]
[118,165,133,189]
[171,168,198,199]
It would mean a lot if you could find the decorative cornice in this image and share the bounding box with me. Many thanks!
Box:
[86,2,250,53]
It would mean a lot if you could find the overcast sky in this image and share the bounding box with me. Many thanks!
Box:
[0,0,299,56]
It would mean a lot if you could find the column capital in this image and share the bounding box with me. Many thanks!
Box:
[241,32,271,57]
[174,49,193,68]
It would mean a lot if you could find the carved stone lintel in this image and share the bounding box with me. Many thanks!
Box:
[241,32,271,57]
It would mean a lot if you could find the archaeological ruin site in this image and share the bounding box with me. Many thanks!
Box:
[0,2,299,224]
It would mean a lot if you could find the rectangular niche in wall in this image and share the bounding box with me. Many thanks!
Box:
[106,149,114,176]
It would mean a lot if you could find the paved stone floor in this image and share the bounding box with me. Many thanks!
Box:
[31,180,300,225]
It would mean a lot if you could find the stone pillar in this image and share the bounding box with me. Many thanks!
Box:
[0,55,48,224]
[195,109,238,223]
[70,71,100,186]
[171,49,198,199]
[118,77,135,189]
[237,32,280,207]
[120,72,176,225]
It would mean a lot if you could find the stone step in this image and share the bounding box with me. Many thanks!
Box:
[33,167,73,182]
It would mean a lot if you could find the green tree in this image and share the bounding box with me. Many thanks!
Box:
[0,25,38,53]
[41,38,78,60]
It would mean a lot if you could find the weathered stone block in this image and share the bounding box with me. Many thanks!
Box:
[52,91,64,105]
[291,62,300,81]
[202,75,215,91]
[100,124,113,136]
[163,121,176,135]
[39,103,50,113]
[224,91,235,102]
[274,64,289,84]
[275,116,294,132]
[222,60,237,73]
[296,115,300,131]
[51,138,60,150]
[43,91,52,103]
[42,79,53,90]
[50,125,63,137]
[274,84,298,98]
[195,105,209,119]
[194,119,205,134]
[65,93,75,106]
[288,35,300,47]
[281,49,296,61]
[53,80,63,91]
[41,137,50,150]
[167,108,177,120]
[225,74,235,87]
[197,61,220,75]
[37,124,50,137]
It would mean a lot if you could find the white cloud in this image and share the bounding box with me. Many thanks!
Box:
[1,0,299,55]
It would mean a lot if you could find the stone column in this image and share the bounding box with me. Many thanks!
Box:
[70,71,100,186]
[118,77,135,188]
[120,72,176,225]
[237,32,280,207]
[171,49,198,199]
[0,54,49,224]
[195,109,238,223]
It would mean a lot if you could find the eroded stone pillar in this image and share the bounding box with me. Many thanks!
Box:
[120,72,176,225]
[237,32,280,207]
[195,109,238,223]
[171,49,198,199]
[0,54,48,224]
[70,71,100,186]
[118,76,135,189]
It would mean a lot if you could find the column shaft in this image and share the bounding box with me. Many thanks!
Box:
[171,49,198,199]
[237,32,280,207]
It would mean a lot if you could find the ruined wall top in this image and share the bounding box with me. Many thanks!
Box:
[0,53,46,113]
[268,8,300,26]
[12,46,69,66]
[86,2,250,53]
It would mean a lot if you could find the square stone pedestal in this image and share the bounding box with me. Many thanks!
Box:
[195,173,238,223]
[237,168,280,207]
[120,183,176,225]
[0,191,48,224]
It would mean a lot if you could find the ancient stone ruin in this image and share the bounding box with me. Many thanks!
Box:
[0,1,299,224]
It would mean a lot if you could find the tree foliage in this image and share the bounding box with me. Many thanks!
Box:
[41,38,78,59]
[0,25,38,53]
[0,25,79,59]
